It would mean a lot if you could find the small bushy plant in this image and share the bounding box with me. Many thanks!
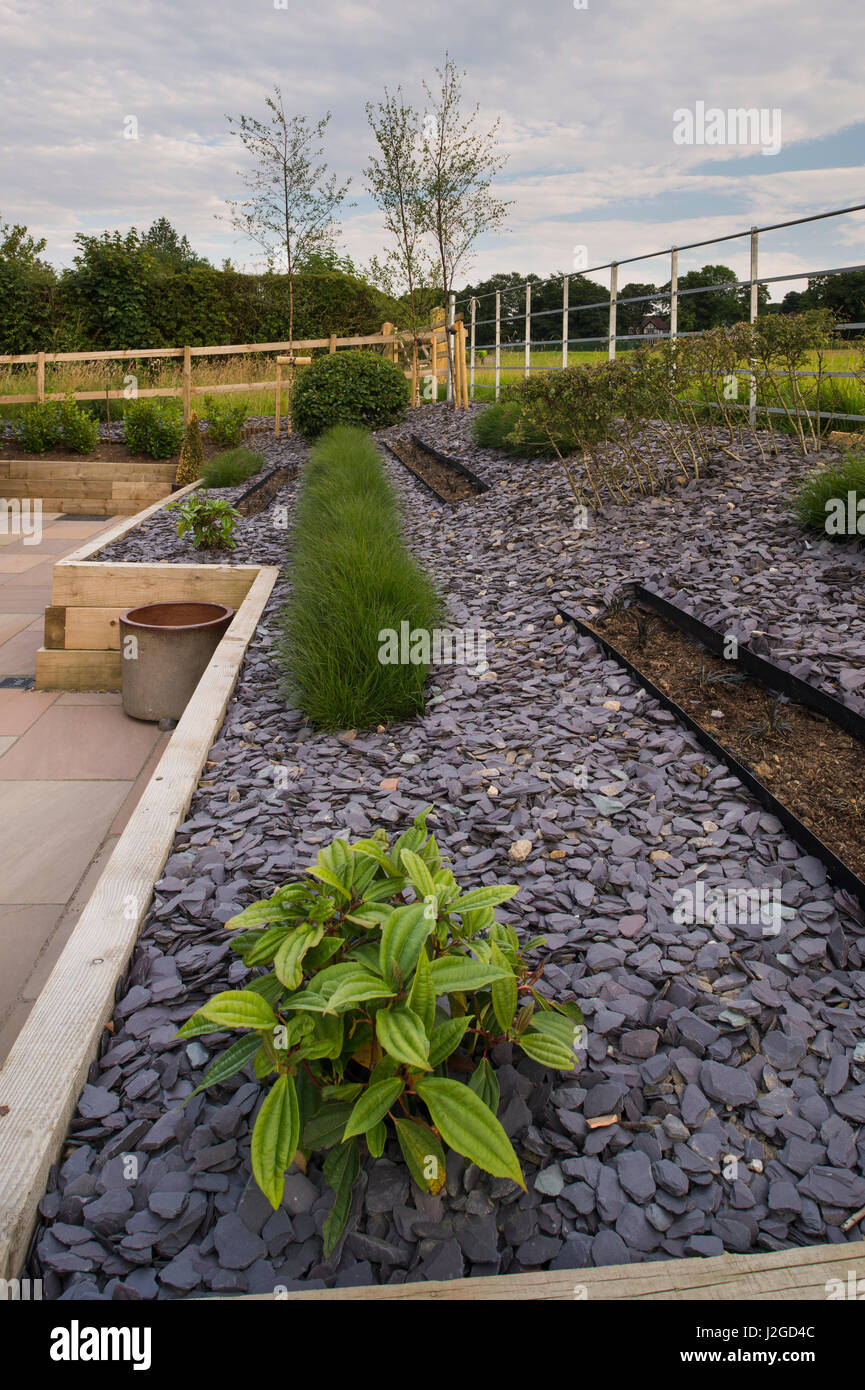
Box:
[175,411,205,486]
[124,398,184,458]
[791,451,865,539]
[292,350,410,437]
[203,396,249,447]
[202,447,264,489]
[17,402,63,453]
[167,490,241,549]
[177,811,583,1252]
[57,395,99,453]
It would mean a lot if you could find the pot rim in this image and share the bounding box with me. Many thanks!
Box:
[120,601,235,633]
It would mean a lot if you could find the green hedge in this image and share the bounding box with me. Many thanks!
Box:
[291,351,410,437]
[279,425,442,728]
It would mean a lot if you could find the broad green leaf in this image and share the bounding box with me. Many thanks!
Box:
[274,923,325,990]
[429,957,510,996]
[322,1138,360,1257]
[448,885,519,914]
[459,906,496,939]
[301,1012,344,1060]
[361,876,408,901]
[226,887,307,930]
[197,990,277,1031]
[305,863,351,899]
[526,1010,579,1049]
[366,1120,387,1158]
[352,838,400,876]
[392,826,424,868]
[394,1117,446,1194]
[280,989,328,1014]
[343,1078,404,1138]
[368,1055,399,1085]
[428,1015,471,1068]
[324,971,396,1015]
[176,1010,223,1040]
[408,949,436,1034]
[490,943,518,1034]
[304,936,344,970]
[400,849,436,900]
[321,1082,364,1102]
[467,1057,501,1115]
[242,923,294,966]
[379,903,433,987]
[251,1074,300,1208]
[302,1102,355,1151]
[253,1045,276,1079]
[191,1031,262,1095]
[376,1005,431,1071]
[415,1077,525,1187]
[519,1031,577,1071]
[245,973,284,1004]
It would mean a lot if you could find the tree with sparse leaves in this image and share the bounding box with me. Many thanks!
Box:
[421,56,511,407]
[225,87,352,353]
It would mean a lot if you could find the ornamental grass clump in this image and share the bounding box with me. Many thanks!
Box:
[279,424,443,729]
[177,810,583,1254]
[791,451,865,539]
[202,446,264,488]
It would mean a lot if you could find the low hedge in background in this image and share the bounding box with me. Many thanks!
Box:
[291,351,410,437]
[279,425,442,728]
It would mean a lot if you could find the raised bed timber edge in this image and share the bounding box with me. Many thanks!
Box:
[0,562,279,1280]
[36,480,264,691]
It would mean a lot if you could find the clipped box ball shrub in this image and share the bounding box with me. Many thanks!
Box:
[279,425,442,729]
[177,811,582,1253]
[291,350,410,437]
[124,398,184,458]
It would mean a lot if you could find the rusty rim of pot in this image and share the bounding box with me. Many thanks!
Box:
[120,602,235,632]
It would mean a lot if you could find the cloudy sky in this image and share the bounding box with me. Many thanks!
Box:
[1,0,863,299]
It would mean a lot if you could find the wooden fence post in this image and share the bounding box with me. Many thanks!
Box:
[36,351,45,405]
[329,334,337,354]
[182,345,192,424]
[274,360,282,437]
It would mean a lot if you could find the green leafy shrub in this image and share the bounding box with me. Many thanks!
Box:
[16,396,99,454]
[166,490,241,549]
[202,447,264,489]
[124,398,184,458]
[16,402,63,453]
[279,425,442,729]
[175,410,205,486]
[791,452,865,539]
[57,394,99,453]
[203,396,249,447]
[292,351,410,437]
[177,810,583,1252]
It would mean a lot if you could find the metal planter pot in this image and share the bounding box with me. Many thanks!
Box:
[119,601,234,722]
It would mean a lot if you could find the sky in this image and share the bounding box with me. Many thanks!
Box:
[1,0,863,301]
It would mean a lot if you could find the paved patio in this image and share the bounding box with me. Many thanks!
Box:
[0,513,168,1062]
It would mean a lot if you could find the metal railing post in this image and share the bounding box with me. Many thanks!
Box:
[525,282,531,379]
[447,291,455,403]
[562,276,569,370]
[749,227,759,429]
[669,247,678,343]
[608,263,618,361]
[470,297,476,401]
[495,290,501,402]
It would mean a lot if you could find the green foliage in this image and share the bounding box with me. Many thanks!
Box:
[166,490,242,549]
[15,395,99,454]
[279,425,442,728]
[177,812,584,1251]
[175,411,205,486]
[123,398,184,458]
[202,447,265,488]
[291,350,410,436]
[791,452,865,539]
[203,396,249,447]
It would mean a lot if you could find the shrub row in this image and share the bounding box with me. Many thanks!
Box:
[278,425,442,729]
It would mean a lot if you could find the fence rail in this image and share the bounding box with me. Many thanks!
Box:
[450,201,865,426]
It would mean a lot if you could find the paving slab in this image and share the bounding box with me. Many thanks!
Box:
[0,689,58,734]
[0,779,132,903]
[0,700,161,780]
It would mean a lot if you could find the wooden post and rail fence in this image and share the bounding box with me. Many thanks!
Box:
[0,319,470,430]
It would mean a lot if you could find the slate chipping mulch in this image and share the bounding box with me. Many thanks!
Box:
[28,406,865,1300]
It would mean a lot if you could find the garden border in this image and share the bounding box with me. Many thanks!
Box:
[220,1236,865,1299]
[0,562,279,1279]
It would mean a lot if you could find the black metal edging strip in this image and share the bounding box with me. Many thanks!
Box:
[634,585,865,743]
[380,440,452,505]
[408,433,491,493]
[559,607,865,912]
[231,462,289,512]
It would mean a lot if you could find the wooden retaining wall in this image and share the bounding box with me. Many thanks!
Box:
[0,456,178,517]
[35,483,262,690]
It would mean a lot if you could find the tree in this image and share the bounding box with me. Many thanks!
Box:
[365,86,437,406]
[142,217,204,268]
[225,86,352,351]
[0,214,48,267]
[421,56,511,406]
[802,270,865,332]
[659,264,769,332]
[617,282,660,336]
